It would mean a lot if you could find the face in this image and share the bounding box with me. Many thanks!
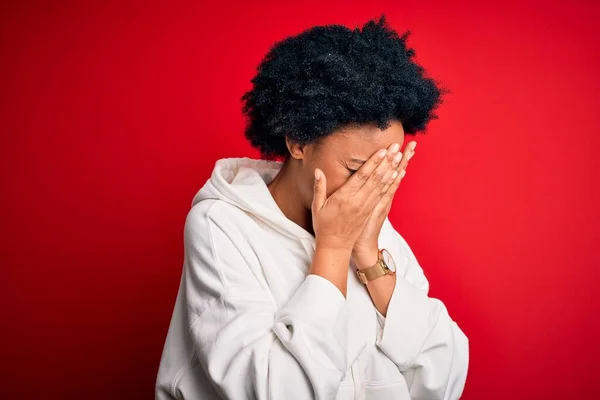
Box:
[287,120,406,210]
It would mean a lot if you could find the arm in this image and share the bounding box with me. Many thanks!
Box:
[184,205,351,400]
[373,218,469,400]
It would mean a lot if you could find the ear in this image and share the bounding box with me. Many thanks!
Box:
[285,137,306,160]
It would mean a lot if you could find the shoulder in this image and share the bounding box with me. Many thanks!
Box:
[184,199,253,238]
[183,199,264,268]
[182,199,271,296]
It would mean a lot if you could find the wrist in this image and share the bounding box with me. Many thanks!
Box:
[353,246,380,270]
[314,244,352,262]
[310,245,351,279]
[315,237,353,254]
[309,245,351,299]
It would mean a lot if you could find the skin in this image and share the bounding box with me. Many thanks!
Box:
[267,119,417,315]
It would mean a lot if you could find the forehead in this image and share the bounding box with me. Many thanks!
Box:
[324,120,405,157]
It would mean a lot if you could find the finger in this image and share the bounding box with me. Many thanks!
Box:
[360,143,401,196]
[367,163,404,221]
[365,149,403,206]
[379,150,404,194]
[371,167,402,213]
[312,168,327,212]
[380,141,415,199]
[372,144,402,191]
[342,148,389,194]
[376,147,412,209]
[382,164,406,203]
[399,141,417,171]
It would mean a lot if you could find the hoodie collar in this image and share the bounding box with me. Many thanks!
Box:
[192,157,316,243]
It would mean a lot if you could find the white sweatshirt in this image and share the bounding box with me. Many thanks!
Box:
[155,157,469,400]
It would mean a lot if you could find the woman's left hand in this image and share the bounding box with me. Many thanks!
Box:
[352,140,417,269]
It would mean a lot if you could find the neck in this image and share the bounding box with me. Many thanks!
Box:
[267,159,314,236]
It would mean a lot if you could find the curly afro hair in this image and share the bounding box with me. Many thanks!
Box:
[241,14,449,160]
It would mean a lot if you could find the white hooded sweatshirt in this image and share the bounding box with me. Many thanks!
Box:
[155,157,469,400]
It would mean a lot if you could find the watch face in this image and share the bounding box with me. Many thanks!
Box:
[381,249,396,272]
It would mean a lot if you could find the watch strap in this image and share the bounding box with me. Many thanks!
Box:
[355,249,395,284]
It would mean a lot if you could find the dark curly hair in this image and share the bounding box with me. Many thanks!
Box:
[241,14,449,160]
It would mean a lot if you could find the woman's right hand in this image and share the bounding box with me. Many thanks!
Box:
[311,146,399,253]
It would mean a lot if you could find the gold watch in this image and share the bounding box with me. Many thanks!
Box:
[356,249,397,284]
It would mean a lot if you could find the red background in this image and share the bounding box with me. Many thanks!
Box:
[2,1,599,399]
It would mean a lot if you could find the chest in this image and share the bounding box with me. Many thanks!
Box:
[234,219,412,399]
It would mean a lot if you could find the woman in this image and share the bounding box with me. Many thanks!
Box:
[156,14,469,400]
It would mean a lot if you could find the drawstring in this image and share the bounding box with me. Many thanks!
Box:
[350,360,365,400]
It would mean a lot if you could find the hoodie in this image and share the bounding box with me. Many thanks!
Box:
[155,157,469,400]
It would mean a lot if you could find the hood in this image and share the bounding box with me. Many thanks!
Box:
[192,157,316,242]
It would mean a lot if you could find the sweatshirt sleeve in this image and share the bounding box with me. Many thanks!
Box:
[374,219,469,400]
[183,204,350,400]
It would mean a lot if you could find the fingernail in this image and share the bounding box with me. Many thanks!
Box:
[378,149,388,158]
[400,169,406,178]
[413,142,417,149]
[391,143,400,152]
[391,170,399,179]
[314,169,321,180]
[393,153,402,163]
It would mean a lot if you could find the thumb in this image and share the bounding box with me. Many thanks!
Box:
[312,168,327,212]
